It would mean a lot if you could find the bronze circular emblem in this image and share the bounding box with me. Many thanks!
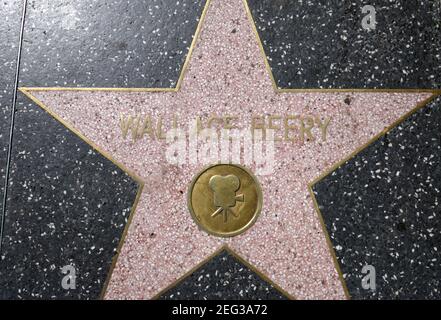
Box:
[188,164,263,237]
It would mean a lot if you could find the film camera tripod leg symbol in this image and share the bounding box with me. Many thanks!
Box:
[209,174,244,223]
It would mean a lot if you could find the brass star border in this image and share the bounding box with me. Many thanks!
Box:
[16,0,441,300]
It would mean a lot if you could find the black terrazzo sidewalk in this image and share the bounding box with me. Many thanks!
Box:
[313,96,441,300]
[0,92,140,299]
[159,249,289,300]
[248,0,441,89]
[19,0,207,88]
[0,0,23,236]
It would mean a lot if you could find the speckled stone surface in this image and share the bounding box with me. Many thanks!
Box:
[248,0,441,89]
[159,249,288,300]
[19,0,207,88]
[0,92,140,299]
[0,0,22,226]
[29,0,433,299]
[313,96,441,300]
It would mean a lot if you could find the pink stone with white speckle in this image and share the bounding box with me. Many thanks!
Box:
[29,0,431,299]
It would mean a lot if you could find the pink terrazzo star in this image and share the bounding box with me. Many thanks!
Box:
[22,0,432,299]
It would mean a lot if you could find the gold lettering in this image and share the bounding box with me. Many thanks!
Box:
[119,113,331,144]
[251,115,266,140]
[223,116,237,130]
[207,115,222,129]
[173,114,178,129]
[194,116,203,133]
[156,116,166,140]
[119,113,133,140]
[315,117,331,141]
[300,116,315,143]
[140,115,154,140]
[268,115,282,141]
[284,115,299,142]
[119,114,141,141]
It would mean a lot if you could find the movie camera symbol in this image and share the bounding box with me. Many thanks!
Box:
[209,174,244,223]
